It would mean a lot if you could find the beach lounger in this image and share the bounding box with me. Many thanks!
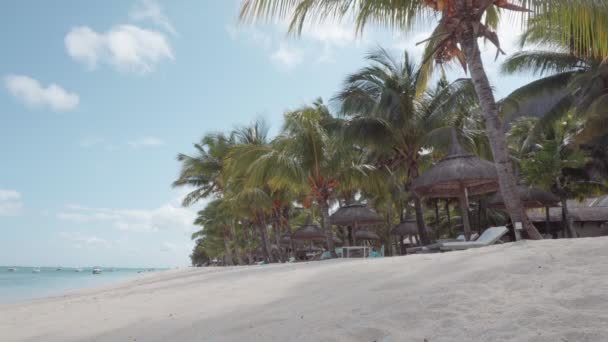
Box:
[405,233,480,254]
[439,226,509,251]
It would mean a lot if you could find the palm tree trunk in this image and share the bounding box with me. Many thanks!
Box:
[230,220,243,265]
[256,213,272,262]
[319,201,337,257]
[560,196,577,238]
[413,197,431,245]
[222,225,234,266]
[272,220,285,262]
[460,32,542,240]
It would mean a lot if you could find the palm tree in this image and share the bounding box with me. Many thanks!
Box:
[192,198,237,264]
[229,100,381,257]
[518,119,592,238]
[238,1,608,239]
[174,133,238,265]
[173,133,233,206]
[334,48,480,244]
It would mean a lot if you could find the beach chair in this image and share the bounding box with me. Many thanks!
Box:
[405,233,480,254]
[439,226,509,251]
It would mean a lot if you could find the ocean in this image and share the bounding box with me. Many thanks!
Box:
[0,266,151,304]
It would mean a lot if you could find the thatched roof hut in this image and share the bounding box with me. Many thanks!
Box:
[330,204,383,226]
[291,224,326,240]
[411,132,498,198]
[391,219,419,236]
[411,130,498,240]
[487,186,559,209]
[354,229,381,241]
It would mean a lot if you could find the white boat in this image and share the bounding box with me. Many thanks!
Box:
[75,268,83,272]
[7,267,17,272]
[92,267,102,274]
[32,267,41,273]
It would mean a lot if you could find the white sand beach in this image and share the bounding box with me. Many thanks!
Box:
[2,238,608,342]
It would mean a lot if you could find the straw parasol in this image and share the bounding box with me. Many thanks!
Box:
[291,224,343,249]
[487,185,559,235]
[354,228,381,241]
[391,219,419,236]
[330,203,383,245]
[291,224,326,240]
[330,203,383,226]
[411,130,499,240]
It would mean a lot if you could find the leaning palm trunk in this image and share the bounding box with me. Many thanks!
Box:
[460,31,542,240]
[319,202,337,257]
[222,225,234,266]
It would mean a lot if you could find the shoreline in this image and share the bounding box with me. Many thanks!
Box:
[2,238,608,341]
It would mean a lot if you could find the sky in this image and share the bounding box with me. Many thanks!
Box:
[0,1,538,268]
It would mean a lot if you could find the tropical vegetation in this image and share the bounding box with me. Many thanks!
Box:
[180,1,608,264]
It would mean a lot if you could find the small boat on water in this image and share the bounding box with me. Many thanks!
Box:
[92,267,102,274]
[56,267,63,271]
[75,268,83,272]
[32,267,41,273]
[8,267,17,272]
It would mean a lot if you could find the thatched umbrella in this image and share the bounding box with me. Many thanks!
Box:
[411,130,498,240]
[291,224,326,240]
[330,203,383,245]
[487,185,559,236]
[291,224,342,250]
[391,219,419,236]
[354,228,381,241]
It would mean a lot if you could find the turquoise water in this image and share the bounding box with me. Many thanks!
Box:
[0,266,151,304]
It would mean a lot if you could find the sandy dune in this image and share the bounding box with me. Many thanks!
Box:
[2,237,608,342]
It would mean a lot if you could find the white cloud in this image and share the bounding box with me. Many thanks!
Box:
[128,136,165,148]
[59,232,111,249]
[301,21,359,47]
[271,44,304,69]
[4,75,79,112]
[57,203,196,233]
[130,0,177,36]
[0,189,23,216]
[229,19,363,69]
[65,24,174,73]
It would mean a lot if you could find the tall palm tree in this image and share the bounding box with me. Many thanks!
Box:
[335,48,480,244]
[174,133,238,265]
[238,0,608,239]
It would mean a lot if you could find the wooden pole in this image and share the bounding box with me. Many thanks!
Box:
[459,186,472,241]
[445,200,452,236]
[545,206,551,238]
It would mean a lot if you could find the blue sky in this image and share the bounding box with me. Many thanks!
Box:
[0,1,536,267]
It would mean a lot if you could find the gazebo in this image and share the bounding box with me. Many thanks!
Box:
[488,185,559,235]
[330,203,383,245]
[411,130,499,240]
